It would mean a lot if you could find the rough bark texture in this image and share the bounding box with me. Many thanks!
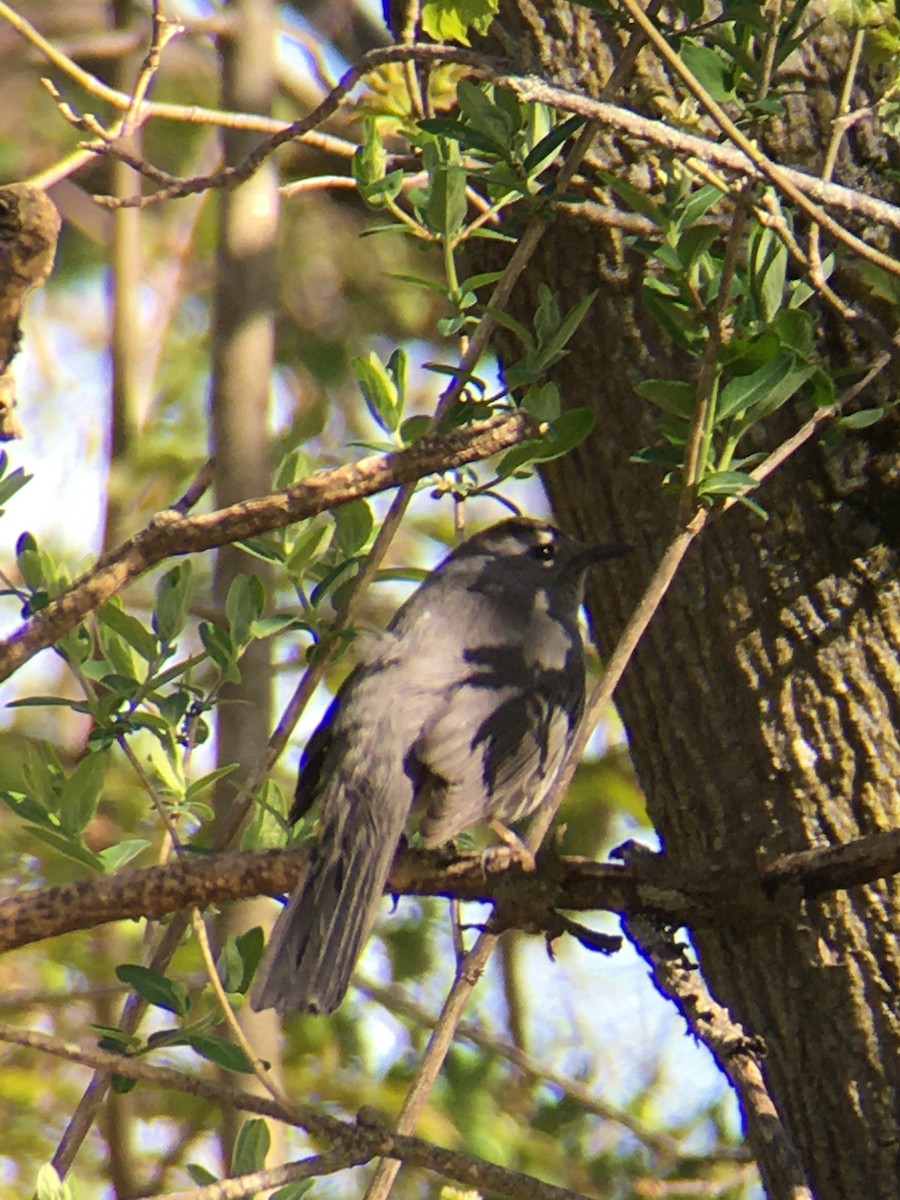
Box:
[467,3,900,1197]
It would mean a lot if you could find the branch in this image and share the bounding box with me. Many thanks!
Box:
[90,43,499,209]
[0,1021,593,1200]
[2,828,897,955]
[0,410,535,682]
[501,76,900,237]
[623,913,813,1200]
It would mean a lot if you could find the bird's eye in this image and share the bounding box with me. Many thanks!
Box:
[531,542,556,562]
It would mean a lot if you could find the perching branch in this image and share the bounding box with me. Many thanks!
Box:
[1,828,897,956]
[0,410,536,683]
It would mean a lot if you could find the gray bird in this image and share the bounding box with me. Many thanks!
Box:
[251,516,627,1014]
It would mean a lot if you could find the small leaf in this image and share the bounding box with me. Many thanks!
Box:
[97,602,159,662]
[680,41,735,101]
[0,464,32,511]
[187,1164,219,1186]
[58,753,106,835]
[717,353,795,420]
[226,574,266,648]
[353,351,400,434]
[232,1119,271,1176]
[839,408,885,429]
[697,470,760,496]
[270,1182,316,1200]
[200,621,240,682]
[333,499,374,555]
[598,170,663,225]
[36,1164,72,1200]
[498,408,596,477]
[636,379,697,419]
[422,0,500,46]
[97,838,150,873]
[30,827,102,870]
[187,1034,253,1073]
[522,382,561,421]
[116,964,191,1015]
[522,114,584,174]
[425,157,468,239]
[154,562,194,645]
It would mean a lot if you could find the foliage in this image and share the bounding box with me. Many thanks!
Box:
[0,0,896,1197]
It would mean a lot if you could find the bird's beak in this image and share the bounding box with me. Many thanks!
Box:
[574,539,632,571]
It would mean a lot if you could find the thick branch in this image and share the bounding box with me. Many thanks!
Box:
[2,828,897,955]
[0,410,535,682]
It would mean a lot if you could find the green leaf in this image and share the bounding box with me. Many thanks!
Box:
[522,114,584,175]
[153,562,194,645]
[717,353,796,420]
[270,1182,316,1200]
[422,0,500,45]
[675,224,719,268]
[185,763,238,801]
[97,838,151,873]
[598,170,663,225]
[636,379,697,418]
[0,787,56,828]
[0,464,32,511]
[641,287,702,354]
[425,156,468,240]
[97,601,159,663]
[351,116,386,187]
[199,621,240,682]
[218,926,265,994]
[29,827,102,870]
[187,1164,219,1186]
[187,1034,253,1073]
[401,415,432,445]
[498,409,596,477]
[226,574,266,648]
[697,470,760,496]
[386,347,408,418]
[748,220,789,324]
[630,444,684,468]
[232,1119,271,1176]
[333,499,374,555]
[730,363,817,436]
[58,753,106,835]
[675,183,723,230]
[116,964,191,1015]
[522,382,561,422]
[353,351,400,434]
[285,521,329,577]
[680,41,735,101]
[839,407,885,429]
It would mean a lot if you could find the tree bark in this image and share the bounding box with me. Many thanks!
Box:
[471,4,900,1196]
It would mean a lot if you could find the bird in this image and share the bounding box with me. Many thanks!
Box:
[251,516,628,1014]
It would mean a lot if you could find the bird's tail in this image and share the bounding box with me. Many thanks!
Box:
[250,807,400,1015]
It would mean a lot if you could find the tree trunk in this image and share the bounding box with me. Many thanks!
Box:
[473,4,900,1196]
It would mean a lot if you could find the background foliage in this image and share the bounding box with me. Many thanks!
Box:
[0,1,897,1198]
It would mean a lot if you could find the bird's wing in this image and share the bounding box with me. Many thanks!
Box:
[410,648,581,846]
